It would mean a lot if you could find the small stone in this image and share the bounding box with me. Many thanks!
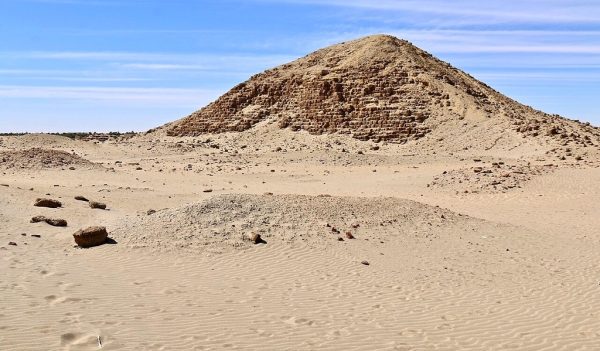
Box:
[73,226,108,248]
[245,232,263,244]
[46,218,67,227]
[346,232,355,239]
[30,216,46,224]
[337,237,344,241]
[89,201,107,210]
[146,209,156,215]
[31,216,67,227]
[203,189,213,193]
[34,198,62,208]
[361,260,370,266]
[32,234,41,238]
[74,196,89,202]
[8,242,17,246]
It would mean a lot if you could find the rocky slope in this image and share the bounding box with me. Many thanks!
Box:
[163,35,600,154]
[0,148,97,170]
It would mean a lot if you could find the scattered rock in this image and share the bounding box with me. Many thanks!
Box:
[31,216,67,227]
[34,198,62,208]
[89,201,107,210]
[245,232,264,244]
[73,226,109,248]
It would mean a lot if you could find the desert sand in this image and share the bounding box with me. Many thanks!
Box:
[1,35,600,350]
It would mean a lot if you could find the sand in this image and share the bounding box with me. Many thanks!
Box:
[1,128,600,350]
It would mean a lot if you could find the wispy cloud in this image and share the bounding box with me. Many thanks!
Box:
[0,85,222,105]
[12,0,127,5]
[299,28,600,57]
[119,63,212,71]
[270,0,600,24]
[4,51,293,63]
[473,71,600,83]
[0,69,154,82]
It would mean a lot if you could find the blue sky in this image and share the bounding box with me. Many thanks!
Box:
[1,0,599,132]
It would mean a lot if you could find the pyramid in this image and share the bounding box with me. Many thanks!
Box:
[164,35,599,148]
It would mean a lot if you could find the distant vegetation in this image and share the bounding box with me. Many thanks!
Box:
[0,131,138,139]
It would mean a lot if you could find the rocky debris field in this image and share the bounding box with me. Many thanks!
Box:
[110,193,501,254]
[0,148,97,171]
[429,160,557,193]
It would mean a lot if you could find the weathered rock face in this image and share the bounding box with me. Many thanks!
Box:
[166,35,444,143]
[164,34,600,148]
[73,226,108,248]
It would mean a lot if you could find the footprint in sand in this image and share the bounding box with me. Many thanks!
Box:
[45,295,86,306]
[60,332,101,350]
[282,316,316,326]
